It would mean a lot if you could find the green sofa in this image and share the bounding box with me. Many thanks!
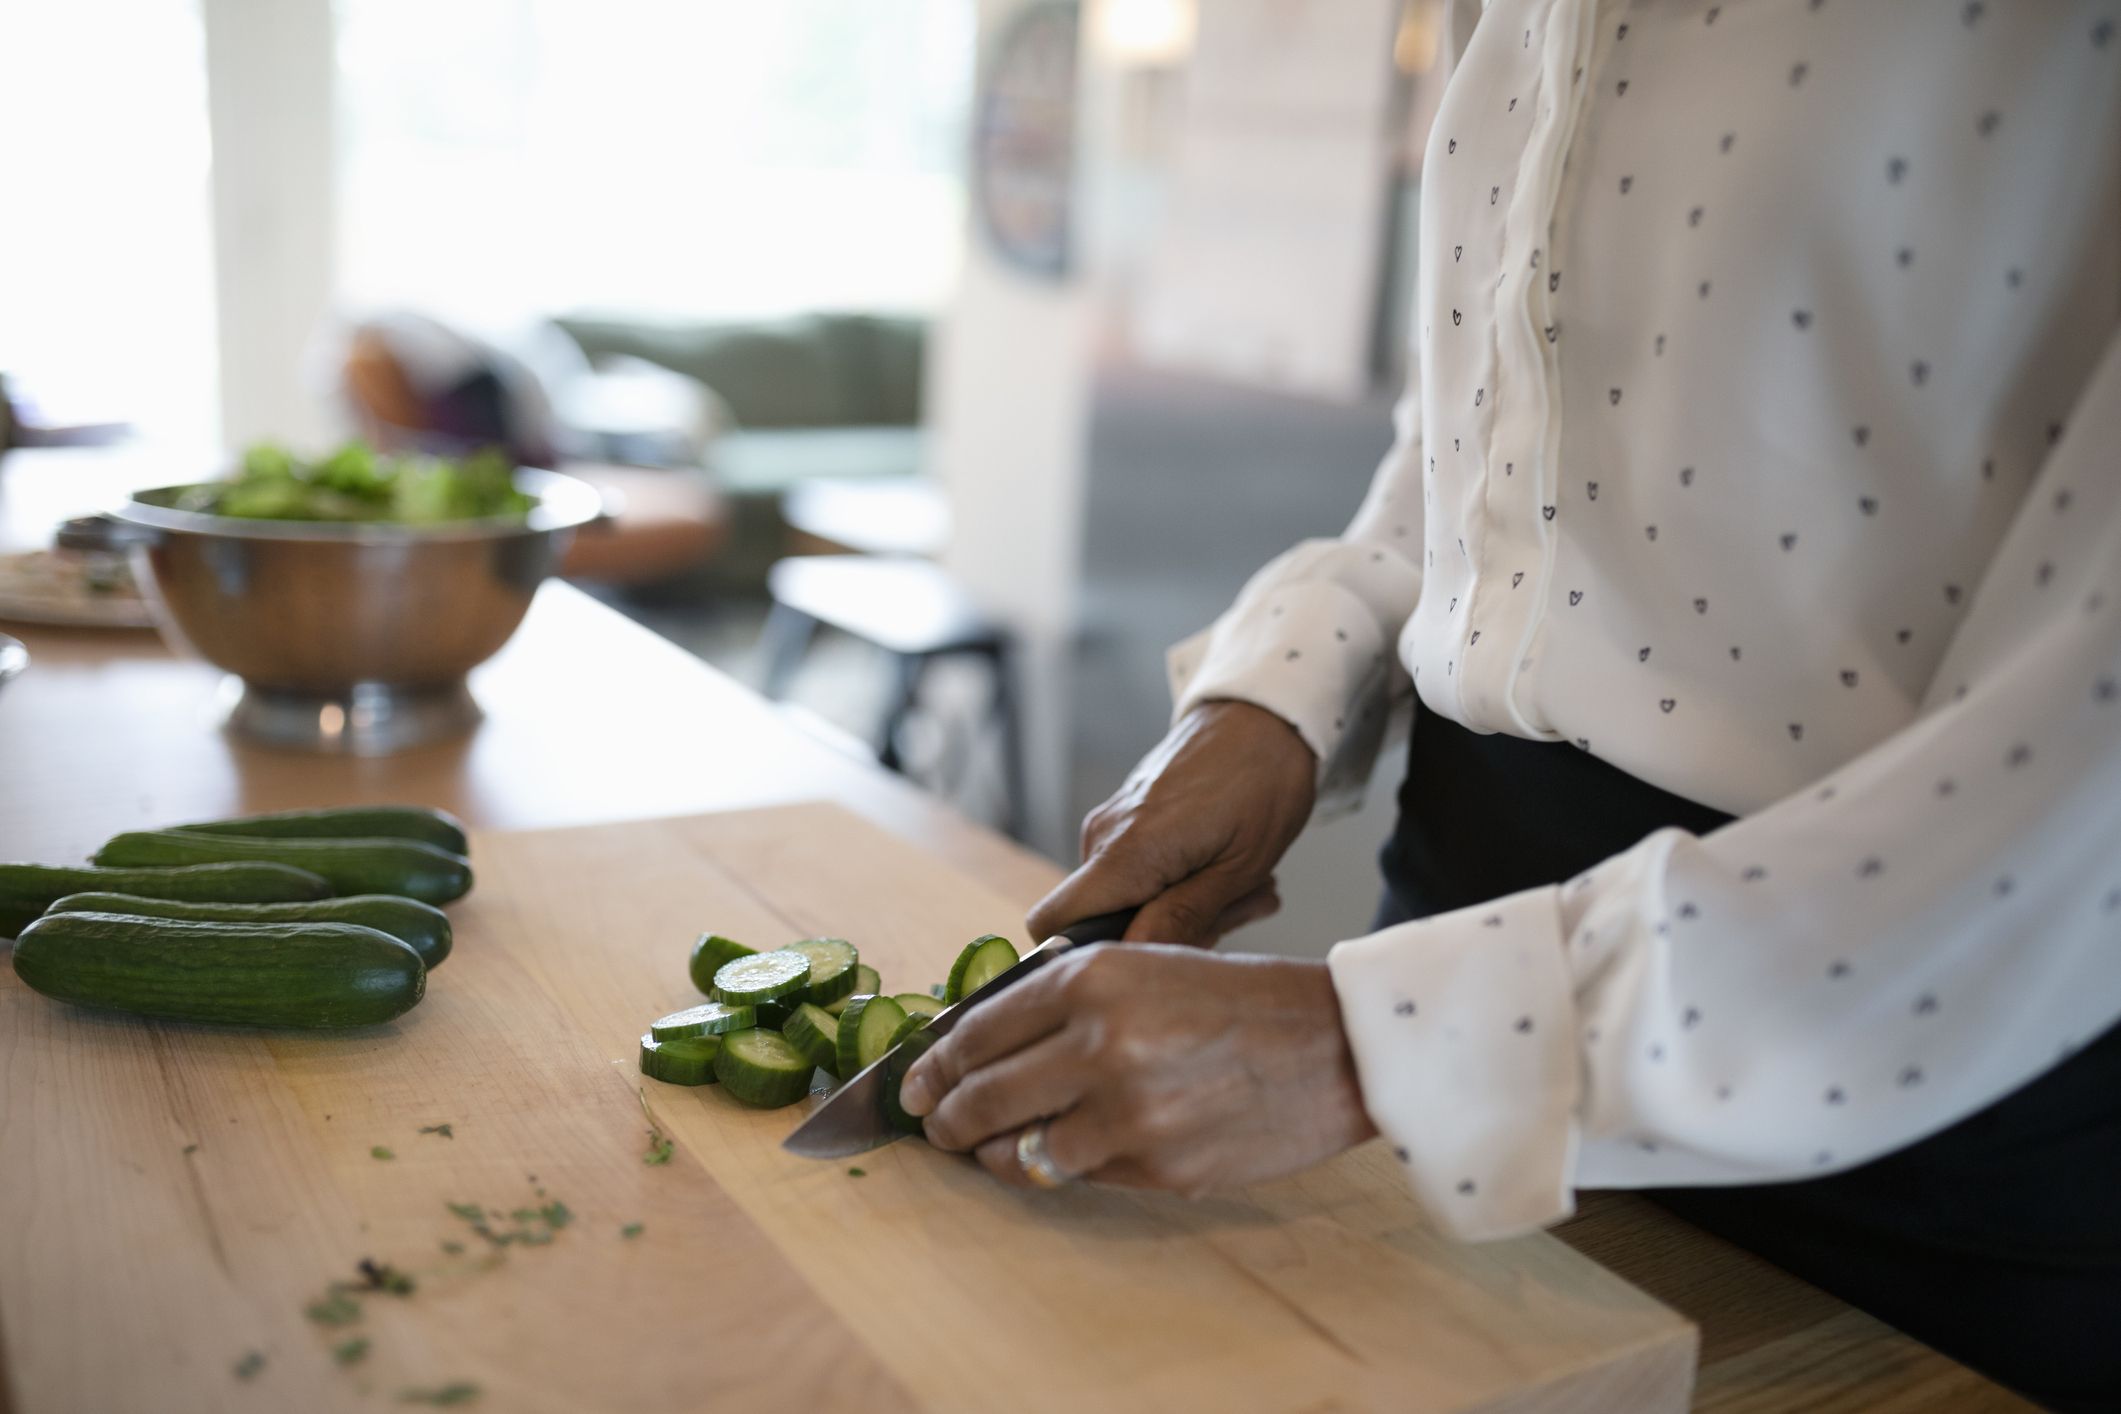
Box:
[555,312,928,588]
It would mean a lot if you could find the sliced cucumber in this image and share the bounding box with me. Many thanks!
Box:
[640,1032,719,1086]
[649,1000,756,1041]
[711,949,810,1006]
[893,993,944,1021]
[787,938,859,1006]
[882,1024,940,1134]
[944,935,1019,1004]
[689,934,755,994]
[834,994,908,1079]
[713,1029,814,1108]
[823,967,879,1017]
[782,1002,842,1077]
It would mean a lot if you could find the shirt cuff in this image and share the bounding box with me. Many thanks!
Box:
[1166,579,1396,790]
[1327,885,1582,1240]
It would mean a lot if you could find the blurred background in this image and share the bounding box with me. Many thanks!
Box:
[0,0,1450,957]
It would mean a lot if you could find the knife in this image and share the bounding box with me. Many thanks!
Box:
[781,908,1139,1159]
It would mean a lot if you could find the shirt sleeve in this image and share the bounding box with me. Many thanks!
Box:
[1166,384,1426,815]
[1329,331,2121,1242]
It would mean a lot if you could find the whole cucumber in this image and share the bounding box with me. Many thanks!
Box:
[46,892,452,970]
[174,805,469,857]
[12,913,425,1029]
[94,831,471,905]
[0,861,331,939]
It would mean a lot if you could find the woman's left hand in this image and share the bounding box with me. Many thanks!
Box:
[895,943,1376,1192]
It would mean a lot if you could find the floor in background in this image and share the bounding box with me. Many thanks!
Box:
[591,585,1021,837]
[590,361,1411,959]
[1069,364,1405,961]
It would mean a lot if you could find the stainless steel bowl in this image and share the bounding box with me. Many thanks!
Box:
[60,467,603,754]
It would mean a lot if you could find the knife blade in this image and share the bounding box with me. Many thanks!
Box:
[781,908,1139,1159]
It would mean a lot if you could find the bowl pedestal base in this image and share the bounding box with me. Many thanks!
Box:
[219,678,481,755]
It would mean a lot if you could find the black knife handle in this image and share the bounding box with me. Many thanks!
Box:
[1051,908,1139,949]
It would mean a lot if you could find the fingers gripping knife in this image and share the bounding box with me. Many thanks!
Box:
[781,910,1138,1159]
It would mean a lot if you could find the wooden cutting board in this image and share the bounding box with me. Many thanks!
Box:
[0,804,1696,1413]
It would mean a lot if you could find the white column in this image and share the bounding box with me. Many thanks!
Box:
[200,0,337,451]
[931,1,1097,857]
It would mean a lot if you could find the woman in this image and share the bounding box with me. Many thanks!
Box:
[899,2,2120,1405]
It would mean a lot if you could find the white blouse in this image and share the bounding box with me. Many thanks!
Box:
[1167,0,2121,1240]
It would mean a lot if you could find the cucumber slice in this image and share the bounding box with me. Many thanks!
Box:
[894,993,944,1021]
[824,965,881,1017]
[650,1000,756,1041]
[834,995,908,1079]
[689,933,755,994]
[640,1032,720,1086]
[713,1029,814,1108]
[787,938,859,1006]
[782,1002,842,1077]
[712,949,810,1006]
[944,935,1019,1004]
[882,1024,940,1134]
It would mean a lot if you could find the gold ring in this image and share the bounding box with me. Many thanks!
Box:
[1015,1123,1073,1189]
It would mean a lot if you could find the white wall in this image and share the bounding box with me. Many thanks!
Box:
[201,0,337,450]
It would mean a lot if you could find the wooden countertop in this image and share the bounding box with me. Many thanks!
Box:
[0,449,2030,1410]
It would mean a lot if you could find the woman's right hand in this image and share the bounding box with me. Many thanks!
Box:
[1025,700,1318,947]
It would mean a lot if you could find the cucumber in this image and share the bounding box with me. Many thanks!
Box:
[782,1002,842,1077]
[94,831,472,905]
[835,995,908,1079]
[640,1032,719,1086]
[894,993,944,1021]
[713,1029,814,1108]
[882,1023,940,1135]
[754,999,795,1029]
[944,935,1019,1004]
[711,949,810,1006]
[12,912,424,1029]
[823,964,881,1017]
[45,892,452,969]
[649,1000,755,1041]
[174,805,468,857]
[688,934,754,994]
[787,938,859,1006]
[0,861,331,939]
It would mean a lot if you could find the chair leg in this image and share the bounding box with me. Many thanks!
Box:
[757,602,818,700]
[876,653,926,773]
[990,643,1028,843]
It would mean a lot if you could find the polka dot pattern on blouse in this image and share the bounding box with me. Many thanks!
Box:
[1168,0,2121,1241]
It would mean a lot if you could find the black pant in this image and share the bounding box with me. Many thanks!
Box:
[1375,705,2121,1412]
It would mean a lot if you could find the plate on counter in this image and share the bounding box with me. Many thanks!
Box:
[0,549,155,628]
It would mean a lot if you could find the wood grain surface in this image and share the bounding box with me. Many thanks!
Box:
[0,805,1697,1413]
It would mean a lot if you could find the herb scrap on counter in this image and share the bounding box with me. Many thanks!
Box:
[333,1336,371,1367]
[417,1123,455,1140]
[371,1145,395,1161]
[445,1195,572,1248]
[848,1167,866,1178]
[305,1291,362,1327]
[182,1142,200,1156]
[233,1351,266,1380]
[356,1258,416,1296]
[638,1087,674,1166]
[399,1382,481,1406]
[620,1222,644,1239]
